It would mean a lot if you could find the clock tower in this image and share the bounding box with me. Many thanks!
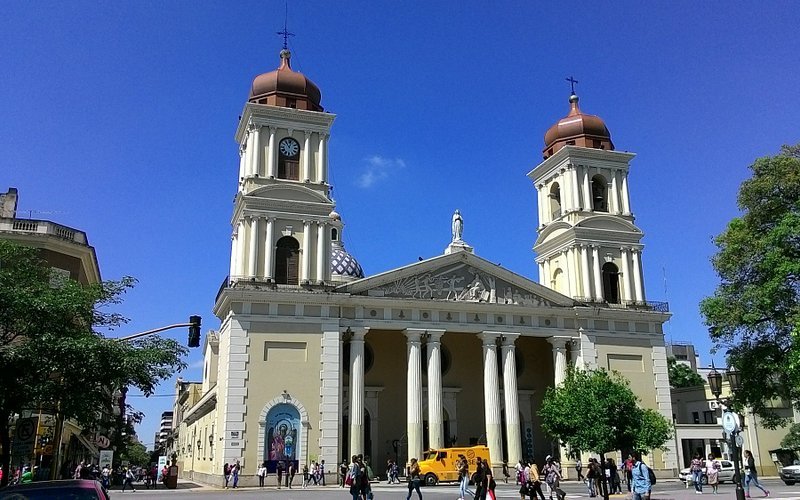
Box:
[229,48,336,285]
[529,92,648,305]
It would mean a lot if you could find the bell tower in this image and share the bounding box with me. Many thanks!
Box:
[529,91,647,304]
[229,48,336,286]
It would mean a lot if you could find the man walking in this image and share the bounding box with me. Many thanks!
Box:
[630,452,652,500]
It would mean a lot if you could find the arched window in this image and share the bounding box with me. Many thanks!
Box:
[274,236,300,285]
[549,183,562,220]
[591,175,608,212]
[331,227,339,242]
[264,403,301,470]
[277,137,300,180]
[552,267,567,295]
[602,262,620,304]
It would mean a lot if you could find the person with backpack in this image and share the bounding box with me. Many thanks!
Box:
[630,451,652,500]
[347,455,361,500]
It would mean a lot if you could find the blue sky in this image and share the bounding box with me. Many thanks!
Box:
[3,1,798,450]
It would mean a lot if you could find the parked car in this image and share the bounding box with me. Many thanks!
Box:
[780,463,800,486]
[678,460,736,484]
[0,479,110,499]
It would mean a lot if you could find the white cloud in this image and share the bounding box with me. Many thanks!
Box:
[189,358,205,369]
[356,155,406,188]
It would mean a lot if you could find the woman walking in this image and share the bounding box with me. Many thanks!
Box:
[406,458,423,500]
[257,461,267,488]
[743,450,770,497]
[457,454,475,500]
[690,452,704,493]
[705,454,721,494]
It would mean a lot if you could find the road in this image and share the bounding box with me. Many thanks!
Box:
[115,478,800,499]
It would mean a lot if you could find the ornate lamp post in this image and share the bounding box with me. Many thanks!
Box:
[707,365,745,500]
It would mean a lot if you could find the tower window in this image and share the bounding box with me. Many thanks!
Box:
[278,137,300,181]
[331,227,338,242]
[549,183,562,220]
[591,175,608,212]
[274,236,300,285]
[602,262,620,304]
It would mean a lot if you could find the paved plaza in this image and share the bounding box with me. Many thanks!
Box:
[114,479,800,500]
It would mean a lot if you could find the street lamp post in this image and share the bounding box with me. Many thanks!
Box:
[707,365,746,500]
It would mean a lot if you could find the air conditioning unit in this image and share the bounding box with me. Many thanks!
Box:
[709,401,720,410]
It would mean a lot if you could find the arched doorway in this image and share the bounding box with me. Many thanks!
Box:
[602,262,620,304]
[274,236,300,285]
[263,403,301,473]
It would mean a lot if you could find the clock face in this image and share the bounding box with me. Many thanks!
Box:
[279,138,299,157]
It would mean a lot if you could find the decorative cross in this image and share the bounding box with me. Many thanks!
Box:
[566,76,579,95]
[276,3,295,50]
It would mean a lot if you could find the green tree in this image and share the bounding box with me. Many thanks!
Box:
[700,144,800,428]
[539,368,673,456]
[0,241,188,486]
[781,423,800,450]
[120,440,151,468]
[667,356,705,388]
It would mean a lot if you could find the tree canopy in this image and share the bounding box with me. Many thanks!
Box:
[0,241,188,486]
[667,357,705,388]
[781,423,800,451]
[538,368,673,456]
[700,144,800,428]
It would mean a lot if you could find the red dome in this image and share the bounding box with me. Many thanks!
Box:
[543,94,613,158]
[249,50,323,112]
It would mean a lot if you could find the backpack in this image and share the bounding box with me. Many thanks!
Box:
[639,463,656,485]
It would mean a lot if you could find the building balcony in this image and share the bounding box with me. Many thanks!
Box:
[0,218,88,245]
[574,297,670,312]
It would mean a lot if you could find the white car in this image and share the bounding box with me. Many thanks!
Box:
[678,460,736,484]
[780,464,800,486]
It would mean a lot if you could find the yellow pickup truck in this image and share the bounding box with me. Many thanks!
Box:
[417,446,491,486]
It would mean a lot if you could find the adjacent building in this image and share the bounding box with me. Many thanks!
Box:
[175,47,676,486]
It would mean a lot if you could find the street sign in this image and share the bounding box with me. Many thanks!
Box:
[99,450,113,468]
[96,435,110,448]
[157,456,168,482]
[736,434,745,448]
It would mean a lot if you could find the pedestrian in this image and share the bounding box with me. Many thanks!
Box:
[585,458,596,497]
[575,457,584,481]
[542,456,565,500]
[690,452,704,494]
[101,464,110,490]
[457,454,475,500]
[630,451,652,500]
[502,461,510,484]
[606,458,621,494]
[743,449,770,497]
[320,459,326,486]
[223,462,230,489]
[258,461,267,488]
[624,455,634,492]
[288,461,296,488]
[122,467,136,492]
[474,458,487,500]
[358,455,372,500]
[406,457,423,500]
[527,460,546,500]
[74,460,84,480]
[232,460,240,489]
[277,460,284,488]
[705,453,721,494]
[391,460,400,484]
[347,455,361,500]
[339,460,348,487]
[310,461,318,485]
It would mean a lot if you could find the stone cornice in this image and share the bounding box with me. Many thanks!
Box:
[527,146,636,184]
[235,103,336,143]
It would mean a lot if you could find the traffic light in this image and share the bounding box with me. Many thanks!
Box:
[188,315,202,348]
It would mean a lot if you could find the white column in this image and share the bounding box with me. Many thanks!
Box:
[479,332,503,468]
[349,328,367,457]
[319,133,328,183]
[537,261,546,285]
[621,174,631,215]
[632,249,645,301]
[301,220,311,282]
[548,337,569,386]
[316,221,326,283]
[405,329,424,462]
[303,131,312,182]
[235,219,246,277]
[267,127,277,178]
[264,218,275,280]
[536,185,545,226]
[561,169,573,211]
[229,233,237,280]
[238,146,246,182]
[580,245,591,299]
[426,330,446,450]
[562,249,575,298]
[250,124,261,176]
[582,166,592,212]
[592,245,603,301]
[245,126,255,177]
[621,247,633,302]
[566,247,577,298]
[248,217,259,277]
[543,258,551,288]
[570,167,581,210]
[611,171,620,214]
[501,334,522,465]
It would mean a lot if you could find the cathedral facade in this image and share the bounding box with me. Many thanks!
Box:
[174,48,676,486]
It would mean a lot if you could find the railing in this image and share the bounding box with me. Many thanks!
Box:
[573,296,669,312]
[0,218,87,244]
